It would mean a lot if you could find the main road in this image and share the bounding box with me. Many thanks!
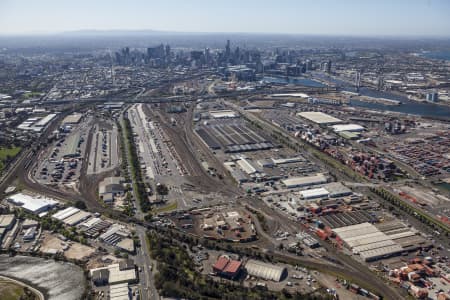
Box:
[120,110,160,300]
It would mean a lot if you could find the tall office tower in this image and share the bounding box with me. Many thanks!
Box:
[204,48,211,65]
[305,59,313,71]
[225,39,231,60]
[165,44,171,58]
[355,71,361,91]
[377,75,384,91]
[234,47,240,64]
[326,60,332,73]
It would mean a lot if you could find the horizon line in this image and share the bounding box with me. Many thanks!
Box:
[0,28,450,39]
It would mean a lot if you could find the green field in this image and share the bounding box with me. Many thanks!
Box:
[0,146,21,171]
[0,278,37,300]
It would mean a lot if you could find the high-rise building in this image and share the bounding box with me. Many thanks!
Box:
[225,40,231,60]
[426,92,439,102]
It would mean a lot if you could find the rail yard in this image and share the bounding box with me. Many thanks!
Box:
[1,33,450,300]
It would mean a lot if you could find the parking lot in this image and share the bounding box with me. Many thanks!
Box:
[33,117,92,189]
[87,122,119,175]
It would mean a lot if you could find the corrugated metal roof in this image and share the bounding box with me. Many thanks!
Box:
[245,259,286,282]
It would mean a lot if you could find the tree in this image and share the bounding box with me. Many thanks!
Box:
[74,200,87,209]
[156,183,169,195]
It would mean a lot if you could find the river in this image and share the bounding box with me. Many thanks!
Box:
[262,76,325,87]
[0,255,86,300]
[312,73,450,119]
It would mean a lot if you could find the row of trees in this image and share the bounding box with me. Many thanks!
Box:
[122,116,151,212]
[371,187,450,236]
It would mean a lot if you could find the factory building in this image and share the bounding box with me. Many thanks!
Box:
[236,157,259,175]
[99,177,125,204]
[245,259,287,282]
[17,113,58,133]
[299,187,329,200]
[271,156,304,165]
[333,223,405,262]
[281,173,328,189]
[109,283,130,300]
[213,255,242,279]
[209,110,238,119]
[52,207,92,226]
[63,133,82,158]
[297,111,342,125]
[90,260,137,286]
[34,113,57,128]
[331,124,365,133]
[62,113,83,125]
[6,193,58,215]
[322,182,353,198]
[0,214,16,230]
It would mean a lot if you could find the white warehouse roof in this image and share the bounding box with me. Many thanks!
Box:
[209,110,238,119]
[333,222,405,262]
[331,124,365,132]
[282,174,327,188]
[7,193,58,214]
[245,259,287,282]
[299,188,329,200]
[237,158,258,175]
[297,112,342,125]
[34,113,57,127]
[52,207,80,221]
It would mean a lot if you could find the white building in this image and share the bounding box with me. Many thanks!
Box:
[7,193,58,215]
[281,174,328,189]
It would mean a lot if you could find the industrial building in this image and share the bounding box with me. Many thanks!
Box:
[245,259,287,282]
[62,113,83,125]
[320,211,377,229]
[322,182,352,198]
[0,214,16,230]
[297,111,342,125]
[109,283,130,300]
[34,113,57,128]
[79,218,112,238]
[52,207,91,226]
[99,223,132,247]
[99,177,125,204]
[6,193,58,215]
[331,124,365,132]
[299,187,329,200]
[195,122,274,153]
[90,260,137,286]
[212,255,242,279]
[281,173,328,189]
[63,132,82,158]
[236,157,259,175]
[271,156,304,165]
[209,110,238,119]
[333,223,405,262]
[17,113,58,133]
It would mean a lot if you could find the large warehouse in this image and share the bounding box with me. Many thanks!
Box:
[62,113,83,125]
[7,193,58,215]
[299,187,329,200]
[297,111,342,125]
[281,173,328,189]
[333,223,404,262]
[331,124,365,132]
[209,110,238,119]
[52,206,91,226]
[245,260,287,282]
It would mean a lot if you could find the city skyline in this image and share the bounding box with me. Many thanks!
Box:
[1,0,450,37]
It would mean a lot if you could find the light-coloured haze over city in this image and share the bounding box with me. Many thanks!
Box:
[0,0,449,36]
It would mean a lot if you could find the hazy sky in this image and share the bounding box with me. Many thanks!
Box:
[0,0,449,36]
